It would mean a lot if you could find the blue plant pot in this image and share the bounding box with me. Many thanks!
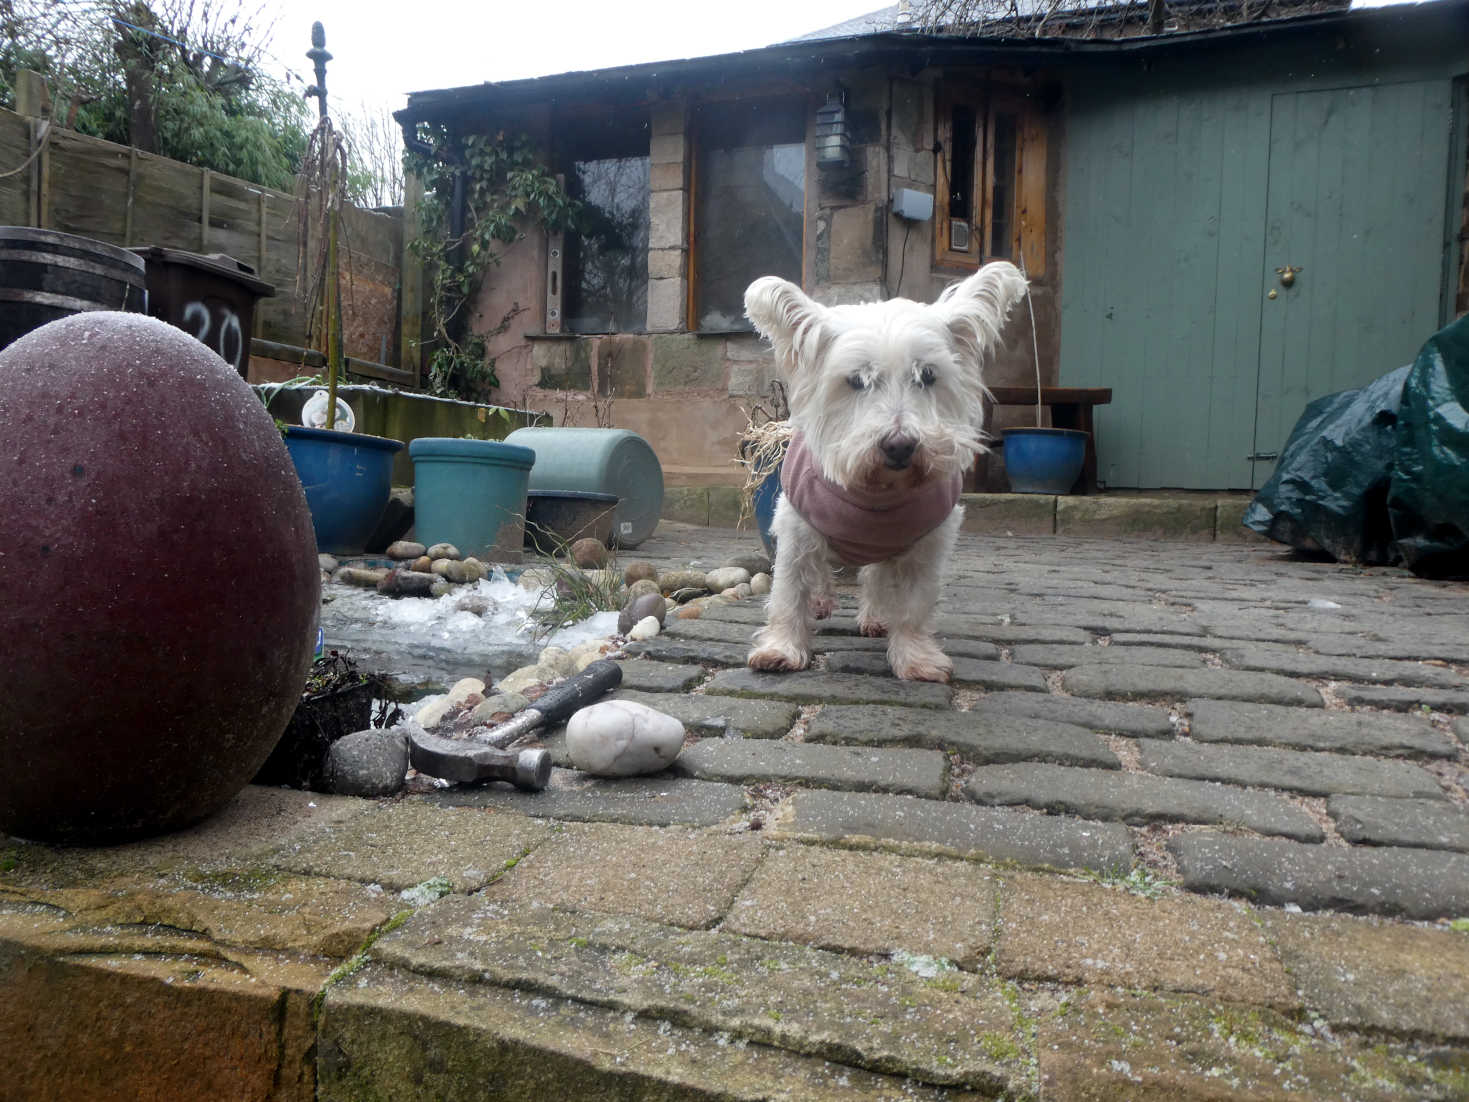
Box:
[753,461,782,556]
[284,426,404,555]
[1001,427,1089,495]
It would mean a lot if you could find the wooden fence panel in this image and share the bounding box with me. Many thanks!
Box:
[0,106,411,376]
[48,128,130,244]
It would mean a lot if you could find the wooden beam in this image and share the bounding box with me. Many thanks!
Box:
[201,168,211,250]
[123,147,137,245]
[398,171,424,381]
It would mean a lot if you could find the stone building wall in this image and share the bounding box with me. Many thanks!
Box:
[479,67,1064,492]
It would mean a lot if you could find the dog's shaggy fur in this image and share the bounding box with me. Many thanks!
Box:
[744,262,1028,681]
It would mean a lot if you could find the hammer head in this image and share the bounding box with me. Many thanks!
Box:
[407,729,551,791]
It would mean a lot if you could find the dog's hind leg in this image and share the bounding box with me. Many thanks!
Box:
[749,500,827,672]
[866,510,962,682]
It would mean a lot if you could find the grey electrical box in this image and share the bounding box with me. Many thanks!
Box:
[892,188,934,222]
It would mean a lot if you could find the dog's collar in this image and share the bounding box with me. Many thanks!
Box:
[781,432,961,565]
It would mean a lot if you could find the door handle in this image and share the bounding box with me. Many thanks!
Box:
[1274,264,1302,287]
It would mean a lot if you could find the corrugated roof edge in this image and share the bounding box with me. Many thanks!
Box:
[393,1,1451,124]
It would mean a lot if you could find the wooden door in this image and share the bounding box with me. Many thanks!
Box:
[1250,80,1455,488]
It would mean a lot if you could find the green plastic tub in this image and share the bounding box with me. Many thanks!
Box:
[504,427,663,548]
[409,438,535,563]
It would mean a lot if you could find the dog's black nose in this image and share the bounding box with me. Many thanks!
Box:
[881,434,917,469]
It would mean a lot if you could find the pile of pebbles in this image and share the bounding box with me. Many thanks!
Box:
[320,540,492,598]
[313,545,774,796]
[435,548,774,710]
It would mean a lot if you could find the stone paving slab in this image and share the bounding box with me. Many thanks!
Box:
[933,615,1091,645]
[322,963,980,1102]
[480,821,765,929]
[423,770,749,828]
[1033,986,1462,1102]
[1137,741,1445,799]
[1258,910,1469,1041]
[772,789,1134,874]
[1327,795,1469,853]
[1011,643,1204,669]
[1062,663,1325,707]
[805,704,1120,769]
[811,634,1003,660]
[994,872,1298,1011]
[373,897,1027,1092]
[704,667,952,708]
[1010,604,1206,636]
[613,658,708,692]
[821,650,1049,691]
[1,937,326,1102]
[965,763,1325,841]
[607,688,800,739]
[625,636,750,666]
[974,692,1177,738]
[1333,684,1469,714]
[662,617,760,645]
[1187,698,1459,758]
[672,739,951,798]
[725,846,999,967]
[1219,646,1469,689]
[266,800,551,893]
[1169,831,1469,919]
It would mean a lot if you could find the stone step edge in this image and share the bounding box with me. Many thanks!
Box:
[660,489,1263,543]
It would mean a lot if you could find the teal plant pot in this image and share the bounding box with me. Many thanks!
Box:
[284,426,404,555]
[410,437,536,563]
[1001,427,1089,495]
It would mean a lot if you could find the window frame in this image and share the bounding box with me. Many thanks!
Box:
[687,96,810,333]
[934,86,1033,273]
[552,108,653,335]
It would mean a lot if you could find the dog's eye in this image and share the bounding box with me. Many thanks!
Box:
[916,365,937,387]
[846,373,867,391]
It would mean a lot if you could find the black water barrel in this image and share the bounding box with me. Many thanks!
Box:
[0,227,148,352]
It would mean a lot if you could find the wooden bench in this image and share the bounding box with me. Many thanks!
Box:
[979,386,1114,495]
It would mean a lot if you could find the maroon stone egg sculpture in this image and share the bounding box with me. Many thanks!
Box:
[0,312,319,843]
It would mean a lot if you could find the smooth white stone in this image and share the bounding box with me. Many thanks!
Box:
[627,616,661,641]
[566,700,685,776]
[569,640,607,671]
[538,646,577,677]
[414,697,455,729]
[705,566,751,591]
[448,677,485,704]
[750,572,772,595]
[498,664,551,694]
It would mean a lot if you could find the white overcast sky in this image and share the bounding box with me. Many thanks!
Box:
[261,0,1417,121]
[263,1,888,120]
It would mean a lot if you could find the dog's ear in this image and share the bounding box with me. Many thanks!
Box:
[936,261,1028,369]
[745,276,829,375]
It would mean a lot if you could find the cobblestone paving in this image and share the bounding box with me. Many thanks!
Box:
[607,526,1469,920]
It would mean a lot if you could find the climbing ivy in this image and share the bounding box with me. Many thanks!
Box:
[406,128,582,400]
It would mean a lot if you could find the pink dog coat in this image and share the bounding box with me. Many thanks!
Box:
[779,432,962,566]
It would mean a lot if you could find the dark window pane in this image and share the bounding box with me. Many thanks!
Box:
[989,112,1018,260]
[949,103,976,224]
[694,101,806,331]
[558,114,650,333]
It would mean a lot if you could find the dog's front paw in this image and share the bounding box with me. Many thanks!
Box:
[858,617,887,638]
[748,643,811,672]
[807,594,836,620]
[888,635,953,682]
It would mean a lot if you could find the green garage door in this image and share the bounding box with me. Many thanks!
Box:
[1253,81,1454,488]
[1062,73,1456,490]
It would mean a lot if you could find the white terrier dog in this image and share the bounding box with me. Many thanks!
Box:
[744,262,1028,682]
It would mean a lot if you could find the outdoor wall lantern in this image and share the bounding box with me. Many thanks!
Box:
[815,93,851,169]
